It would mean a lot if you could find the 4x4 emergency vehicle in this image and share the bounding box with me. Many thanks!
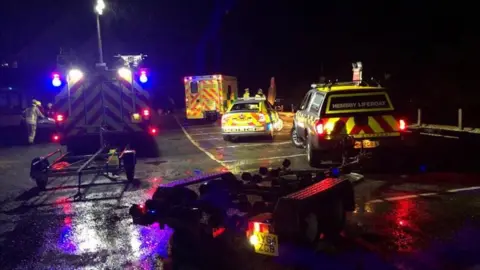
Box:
[221,97,283,141]
[291,81,407,167]
[184,75,238,120]
[53,66,156,152]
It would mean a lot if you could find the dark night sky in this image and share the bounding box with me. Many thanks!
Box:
[0,0,479,107]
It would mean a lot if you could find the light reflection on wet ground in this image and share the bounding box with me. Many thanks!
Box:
[0,114,479,269]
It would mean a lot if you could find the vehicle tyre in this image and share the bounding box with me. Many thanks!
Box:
[300,212,320,246]
[290,127,304,148]
[35,175,48,191]
[306,135,322,167]
[223,135,231,142]
[125,167,135,182]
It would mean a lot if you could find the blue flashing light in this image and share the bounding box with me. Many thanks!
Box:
[331,167,340,177]
[139,70,148,83]
[52,73,62,87]
[139,74,148,83]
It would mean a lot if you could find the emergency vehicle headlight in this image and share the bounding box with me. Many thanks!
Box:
[68,69,84,82]
[118,67,132,81]
[132,113,141,120]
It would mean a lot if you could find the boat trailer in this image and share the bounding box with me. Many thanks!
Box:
[29,127,137,199]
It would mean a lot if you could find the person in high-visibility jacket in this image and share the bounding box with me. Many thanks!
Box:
[255,88,265,98]
[243,88,250,98]
[24,99,45,144]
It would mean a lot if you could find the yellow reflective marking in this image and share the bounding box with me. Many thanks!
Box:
[368,116,383,132]
[346,117,355,133]
[383,115,399,131]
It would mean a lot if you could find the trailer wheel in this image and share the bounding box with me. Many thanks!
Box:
[34,175,48,191]
[125,167,135,182]
[122,150,136,182]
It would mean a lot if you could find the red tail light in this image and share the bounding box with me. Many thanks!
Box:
[399,119,406,131]
[52,134,60,142]
[149,127,158,135]
[55,114,64,122]
[143,109,150,117]
[258,114,266,122]
[248,221,270,234]
[315,120,324,135]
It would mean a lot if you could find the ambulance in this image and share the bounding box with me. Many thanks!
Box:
[183,75,238,120]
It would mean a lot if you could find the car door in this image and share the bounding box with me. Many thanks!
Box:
[294,91,314,140]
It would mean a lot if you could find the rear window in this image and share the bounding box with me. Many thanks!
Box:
[190,82,198,94]
[325,92,393,114]
[230,102,260,111]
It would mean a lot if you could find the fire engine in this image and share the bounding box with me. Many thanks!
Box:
[51,54,157,153]
[183,75,238,120]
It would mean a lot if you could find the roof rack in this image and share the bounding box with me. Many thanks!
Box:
[311,78,382,90]
[311,80,366,89]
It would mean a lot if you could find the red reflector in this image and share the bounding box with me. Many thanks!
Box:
[399,119,406,131]
[143,109,150,117]
[212,227,225,238]
[249,221,270,233]
[315,121,324,134]
[56,114,64,122]
[149,127,157,135]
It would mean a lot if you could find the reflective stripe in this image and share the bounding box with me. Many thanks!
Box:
[322,114,401,138]
[55,72,149,138]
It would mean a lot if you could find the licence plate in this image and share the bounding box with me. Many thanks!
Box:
[223,126,264,133]
[354,140,379,149]
[253,232,279,256]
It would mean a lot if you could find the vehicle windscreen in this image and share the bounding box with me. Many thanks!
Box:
[230,102,260,112]
[324,91,394,115]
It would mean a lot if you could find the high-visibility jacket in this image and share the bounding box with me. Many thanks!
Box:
[243,92,250,98]
[24,105,45,124]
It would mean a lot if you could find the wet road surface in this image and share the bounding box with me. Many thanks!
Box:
[0,113,479,269]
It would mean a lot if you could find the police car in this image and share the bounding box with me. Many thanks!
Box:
[291,81,408,167]
[221,97,283,141]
